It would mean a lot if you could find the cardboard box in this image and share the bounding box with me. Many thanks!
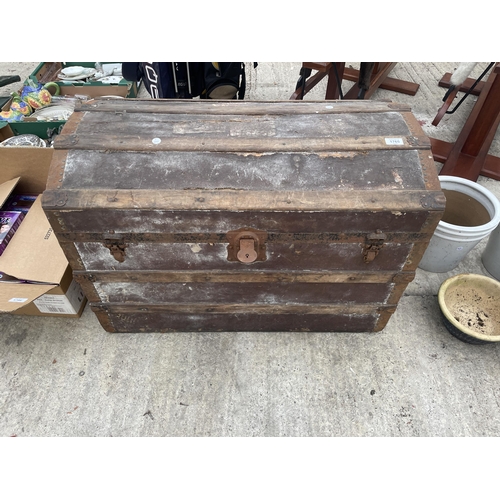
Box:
[0,147,87,317]
[6,119,66,141]
[14,266,86,317]
[30,62,138,98]
[1,98,66,140]
[3,61,138,139]
[0,122,14,142]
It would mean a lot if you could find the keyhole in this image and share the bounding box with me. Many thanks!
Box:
[237,238,258,263]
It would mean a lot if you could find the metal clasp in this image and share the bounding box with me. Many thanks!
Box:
[227,228,267,263]
[104,239,127,263]
[238,237,258,263]
[363,231,387,263]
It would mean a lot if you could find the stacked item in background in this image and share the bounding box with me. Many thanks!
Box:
[1,62,137,142]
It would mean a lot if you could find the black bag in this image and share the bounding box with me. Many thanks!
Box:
[200,62,246,100]
[122,62,203,99]
[122,62,247,99]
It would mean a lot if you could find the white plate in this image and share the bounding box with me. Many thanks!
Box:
[31,105,74,121]
[98,76,122,84]
[57,68,96,81]
[60,66,85,77]
[0,134,47,147]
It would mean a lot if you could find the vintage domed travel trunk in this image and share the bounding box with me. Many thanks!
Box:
[42,99,445,333]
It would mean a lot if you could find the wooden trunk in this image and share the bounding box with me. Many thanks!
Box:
[42,99,445,333]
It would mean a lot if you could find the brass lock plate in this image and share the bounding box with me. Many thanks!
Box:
[227,228,267,263]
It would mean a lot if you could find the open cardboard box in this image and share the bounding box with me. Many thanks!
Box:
[1,96,66,140]
[30,62,138,98]
[0,147,86,317]
[3,61,138,140]
[0,122,14,142]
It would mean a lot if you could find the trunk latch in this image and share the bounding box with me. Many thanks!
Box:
[104,239,127,263]
[227,228,267,263]
[363,231,387,263]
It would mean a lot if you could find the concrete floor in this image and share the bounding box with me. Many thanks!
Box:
[1,62,500,437]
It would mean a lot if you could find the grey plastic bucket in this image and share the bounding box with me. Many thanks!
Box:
[482,223,500,280]
[419,176,500,273]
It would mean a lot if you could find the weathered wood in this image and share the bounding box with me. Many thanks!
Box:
[78,98,411,115]
[45,148,430,193]
[45,150,70,191]
[55,134,430,153]
[90,308,382,333]
[70,241,415,272]
[43,189,443,213]
[69,110,414,143]
[45,209,433,236]
[54,231,432,244]
[87,281,394,305]
[74,270,415,303]
[74,269,405,284]
[54,99,429,153]
[44,99,445,333]
[92,301,391,315]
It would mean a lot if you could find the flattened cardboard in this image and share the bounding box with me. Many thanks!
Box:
[0,122,14,142]
[0,196,67,283]
[0,177,20,207]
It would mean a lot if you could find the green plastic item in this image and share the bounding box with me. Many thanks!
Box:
[8,120,66,140]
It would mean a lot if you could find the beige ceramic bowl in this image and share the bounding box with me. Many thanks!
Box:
[438,273,500,344]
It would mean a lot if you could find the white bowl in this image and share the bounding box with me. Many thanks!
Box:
[0,134,47,147]
[438,273,500,344]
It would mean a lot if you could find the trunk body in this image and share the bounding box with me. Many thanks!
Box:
[42,99,445,333]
